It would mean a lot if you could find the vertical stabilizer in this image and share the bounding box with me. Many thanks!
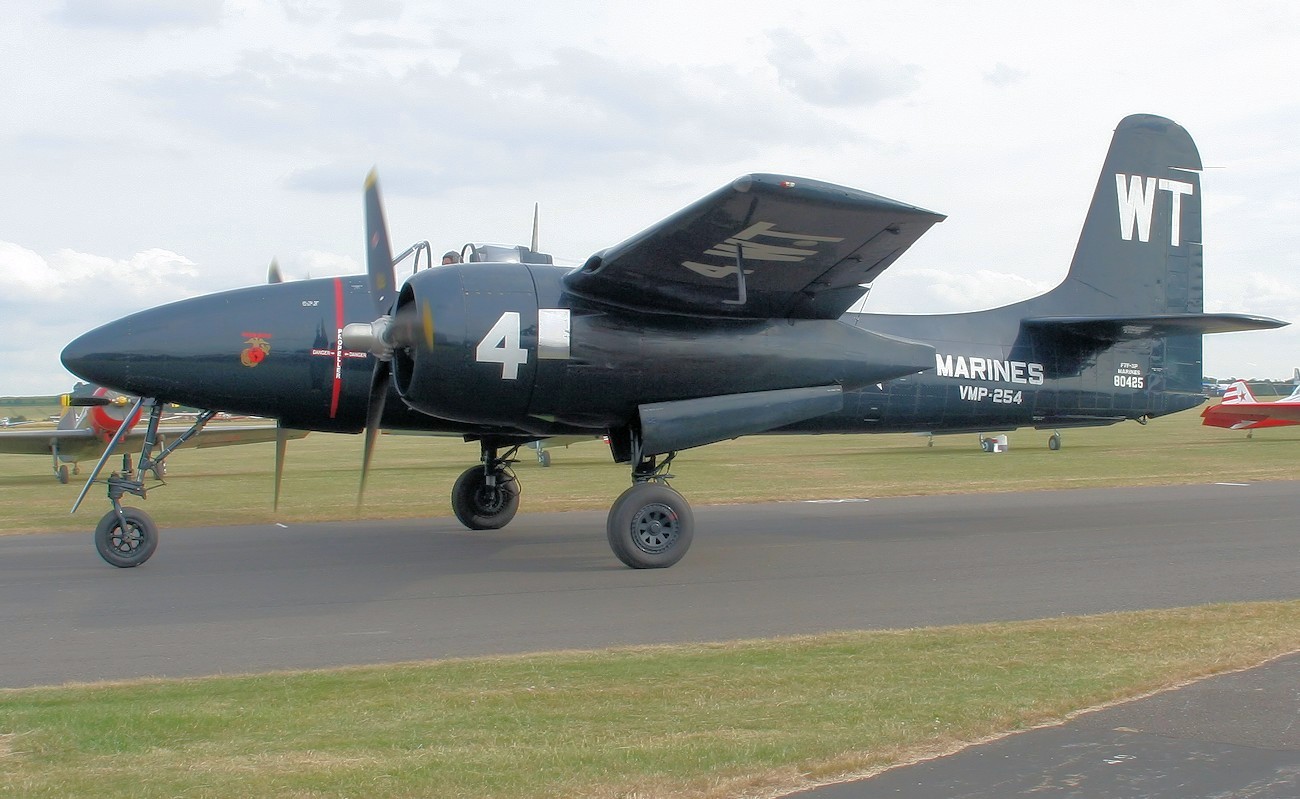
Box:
[1044,114,1203,315]
[1025,115,1208,393]
[1221,380,1257,405]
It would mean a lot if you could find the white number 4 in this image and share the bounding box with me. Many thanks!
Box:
[475,312,528,380]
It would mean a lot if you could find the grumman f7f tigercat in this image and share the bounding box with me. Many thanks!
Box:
[61,114,1285,569]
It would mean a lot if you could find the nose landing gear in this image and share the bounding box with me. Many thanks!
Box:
[72,398,216,568]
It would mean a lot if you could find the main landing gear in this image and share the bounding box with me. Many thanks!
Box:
[454,435,695,569]
[49,442,81,484]
[606,449,693,570]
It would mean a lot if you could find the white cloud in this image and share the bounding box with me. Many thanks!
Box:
[0,242,201,305]
[862,267,1055,314]
[765,29,922,107]
[983,62,1027,88]
[54,0,225,30]
[292,249,359,278]
[0,242,208,395]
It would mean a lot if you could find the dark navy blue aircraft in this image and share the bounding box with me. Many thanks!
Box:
[61,114,1284,569]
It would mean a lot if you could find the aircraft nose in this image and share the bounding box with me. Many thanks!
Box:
[61,290,249,403]
[59,277,374,425]
[61,318,134,392]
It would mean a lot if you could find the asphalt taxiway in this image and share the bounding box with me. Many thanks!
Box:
[789,651,1300,798]
[2,481,1297,689]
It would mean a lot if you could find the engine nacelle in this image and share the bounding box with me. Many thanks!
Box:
[392,263,542,428]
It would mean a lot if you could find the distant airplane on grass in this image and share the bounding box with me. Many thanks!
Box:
[1201,379,1300,433]
[0,385,305,483]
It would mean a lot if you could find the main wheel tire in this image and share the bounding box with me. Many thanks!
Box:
[606,483,694,569]
[56,465,69,484]
[94,507,159,568]
[451,466,520,530]
[1048,433,1061,451]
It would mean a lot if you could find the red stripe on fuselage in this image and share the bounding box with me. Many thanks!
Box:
[330,277,344,418]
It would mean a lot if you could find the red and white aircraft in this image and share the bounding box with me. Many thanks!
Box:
[1201,379,1300,431]
[0,385,305,483]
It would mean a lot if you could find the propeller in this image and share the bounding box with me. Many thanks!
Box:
[340,170,438,507]
[340,169,399,507]
[273,424,288,511]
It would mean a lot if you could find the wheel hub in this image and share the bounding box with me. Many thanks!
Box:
[474,486,506,514]
[631,503,678,554]
[109,524,145,555]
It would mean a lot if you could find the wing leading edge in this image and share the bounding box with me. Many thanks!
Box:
[563,174,945,320]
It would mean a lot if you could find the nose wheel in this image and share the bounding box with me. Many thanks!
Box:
[94,506,158,568]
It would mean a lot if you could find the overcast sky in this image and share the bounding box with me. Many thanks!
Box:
[2,0,1298,395]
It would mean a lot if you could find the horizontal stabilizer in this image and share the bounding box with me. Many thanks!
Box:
[1023,313,1287,342]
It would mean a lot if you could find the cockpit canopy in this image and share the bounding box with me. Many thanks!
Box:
[461,243,553,265]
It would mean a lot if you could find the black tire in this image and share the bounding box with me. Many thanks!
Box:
[56,465,69,484]
[1048,433,1061,451]
[538,450,552,468]
[606,483,694,569]
[94,507,159,568]
[451,466,520,530]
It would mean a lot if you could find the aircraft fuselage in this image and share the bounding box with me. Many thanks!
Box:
[62,263,1204,445]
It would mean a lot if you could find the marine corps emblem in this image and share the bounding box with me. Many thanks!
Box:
[240,335,271,367]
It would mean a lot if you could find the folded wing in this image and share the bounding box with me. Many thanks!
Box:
[563,174,944,319]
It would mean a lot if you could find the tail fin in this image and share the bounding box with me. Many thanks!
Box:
[1040,114,1203,315]
[1221,380,1257,405]
[1023,115,1282,394]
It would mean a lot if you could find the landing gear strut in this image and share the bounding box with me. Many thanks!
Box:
[72,398,216,568]
[606,445,694,569]
[451,444,520,530]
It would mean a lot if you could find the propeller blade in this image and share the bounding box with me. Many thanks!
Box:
[531,202,539,252]
[364,169,397,318]
[358,361,391,509]
[273,423,288,511]
[61,394,112,407]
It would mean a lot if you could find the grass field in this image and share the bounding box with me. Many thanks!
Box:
[1,403,1297,535]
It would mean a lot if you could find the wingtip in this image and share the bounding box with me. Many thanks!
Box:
[364,167,379,190]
